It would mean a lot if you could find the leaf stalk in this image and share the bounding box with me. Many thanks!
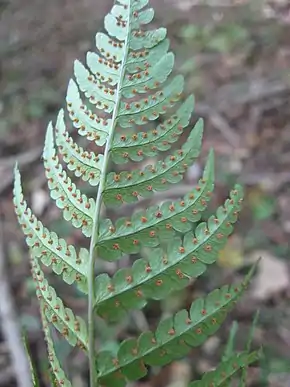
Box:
[87,5,131,385]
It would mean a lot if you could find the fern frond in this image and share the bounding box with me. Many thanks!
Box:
[97,150,214,260]
[96,264,256,386]
[31,256,88,351]
[95,185,242,321]
[103,121,203,207]
[43,124,95,237]
[13,0,255,385]
[189,350,261,387]
[66,79,110,146]
[40,303,72,387]
[13,166,88,291]
[111,96,194,164]
[55,110,104,186]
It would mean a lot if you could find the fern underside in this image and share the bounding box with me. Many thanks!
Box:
[13,0,260,386]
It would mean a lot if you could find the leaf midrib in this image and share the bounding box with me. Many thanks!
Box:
[89,1,133,383]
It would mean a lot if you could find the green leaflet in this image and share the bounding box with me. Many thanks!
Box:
[40,303,72,387]
[117,75,184,128]
[31,257,88,351]
[103,120,203,207]
[111,96,194,164]
[66,79,110,146]
[95,185,242,322]
[95,32,125,64]
[43,124,95,237]
[130,28,167,50]
[121,52,174,98]
[13,166,88,292]
[74,60,116,113]
[86,51,120,87]
[55,109,104,186]
[126,38,170,72]
[189,350,261,387]
[97,150,214,260]
[96,264,256,386]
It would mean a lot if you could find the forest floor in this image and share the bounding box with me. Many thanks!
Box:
[1,0,290,386]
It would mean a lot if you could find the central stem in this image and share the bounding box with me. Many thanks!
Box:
[87,5,131,385]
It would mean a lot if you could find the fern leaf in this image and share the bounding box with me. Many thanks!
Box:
[66,79,110,146]
[43,123,95,237]
[55,109,104,186]
[13,0,254,385]
[96,264,256,386]
[31,256,88,350]
[40,303,72,387]
[103,120,203,207]
[126,37,170,73]
[95,185,242,321]
[13,166,88,291]
[111,96,194,164]
[189,350,260,387]
[97,150,214,260]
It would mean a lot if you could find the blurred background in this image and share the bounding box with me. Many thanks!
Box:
[1,0,290,386]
